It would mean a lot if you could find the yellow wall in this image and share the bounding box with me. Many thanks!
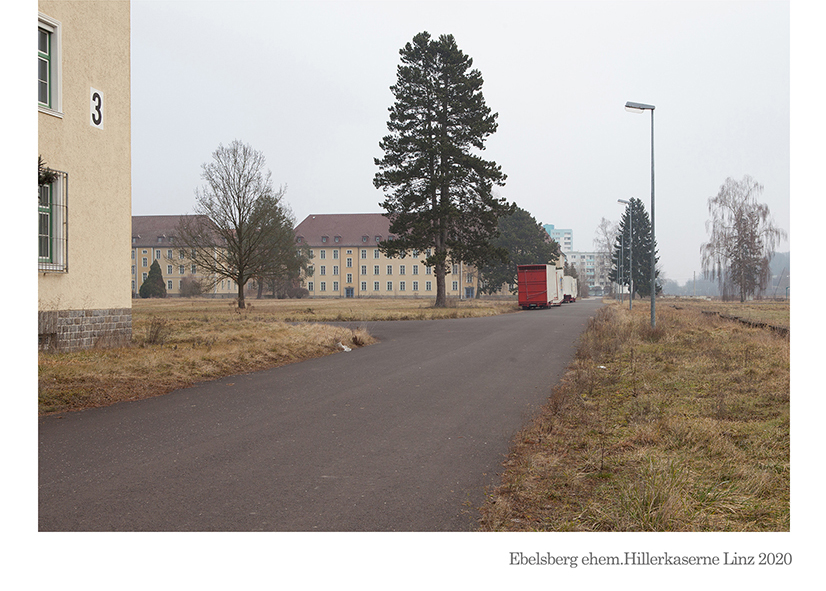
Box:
[304,246,479,298]
[131,247,239,297]
[38,0,132,312]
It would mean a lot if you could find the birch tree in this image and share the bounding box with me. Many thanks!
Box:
[701,176,786,302]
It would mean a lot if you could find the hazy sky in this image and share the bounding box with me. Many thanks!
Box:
[130,0,793,286]
[130,0,790,285]
[132,0,790,282]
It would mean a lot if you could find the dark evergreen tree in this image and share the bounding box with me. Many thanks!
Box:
[608,197,660,298]
[139,259,167,298]
[477,206,560,294]
[374,31,512,307]
[249,192,311,299]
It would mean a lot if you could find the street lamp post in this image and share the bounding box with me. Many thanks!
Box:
[618,199,632,310]
[625,101,656,329]
[618,231,624,303]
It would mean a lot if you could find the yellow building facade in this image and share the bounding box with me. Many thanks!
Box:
[295,214,479,299]
[38,1,133,350]
[131,216,239,298]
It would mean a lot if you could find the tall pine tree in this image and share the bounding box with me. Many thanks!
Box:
[609,197,660,298]
[374,32,512,307]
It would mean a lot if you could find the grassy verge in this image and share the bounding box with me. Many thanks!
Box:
[38,296,518,415]
[479,300,790,531]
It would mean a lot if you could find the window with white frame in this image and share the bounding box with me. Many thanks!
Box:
[386,281,393,291]
[346,273,352,283]
[374,281,380,291]
[38,14,62,114]
[412,281,418,291]
[333,281,339,291]
[308,281,314,291]
[426,281,432,291]
[361,281,367,291]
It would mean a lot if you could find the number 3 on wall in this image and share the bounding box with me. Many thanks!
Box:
[90,88,104,129]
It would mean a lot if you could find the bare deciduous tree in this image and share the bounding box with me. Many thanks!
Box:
[593,217,618,256]
[701,175,786,302]
[177,140,303,309]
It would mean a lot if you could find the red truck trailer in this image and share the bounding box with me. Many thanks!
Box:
[517,264,562,309]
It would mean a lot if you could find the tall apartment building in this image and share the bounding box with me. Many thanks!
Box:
[294,213,479,299]
[131,215,239,298]
[543,224,573,253]
[565,251,613,295]
[38,1,132,351]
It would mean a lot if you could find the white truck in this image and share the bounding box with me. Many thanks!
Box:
[561,275,578,303]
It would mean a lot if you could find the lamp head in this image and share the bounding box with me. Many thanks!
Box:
[625,101,655,112]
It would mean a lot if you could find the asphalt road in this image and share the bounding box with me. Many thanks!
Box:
[39,298,604,531]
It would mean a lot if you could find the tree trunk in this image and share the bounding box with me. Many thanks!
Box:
[435,263,447,307]
[237,280,246,309]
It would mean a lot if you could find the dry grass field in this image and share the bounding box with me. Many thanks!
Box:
[667,297,790,331]
[479,299,790,531]
[38,296,518,415]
